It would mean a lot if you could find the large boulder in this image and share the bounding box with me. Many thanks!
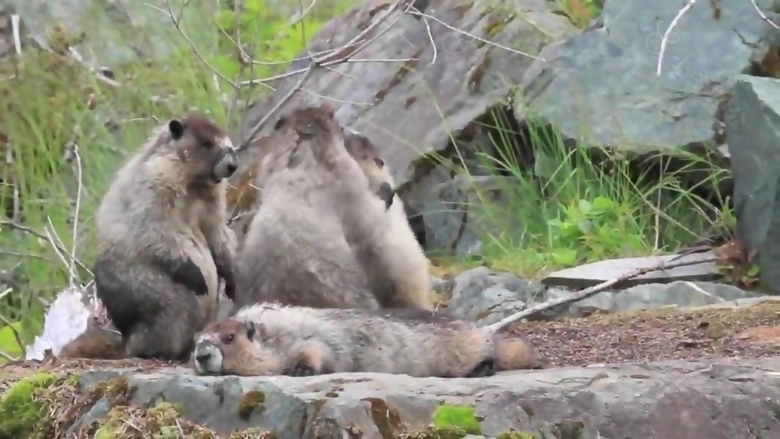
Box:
[232,0,578,254]
[2,356,780,438]
[727,75,780,294]
[519,0,775,157]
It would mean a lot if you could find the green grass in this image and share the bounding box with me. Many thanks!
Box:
[428,103,733,279]
[0,0,354,358]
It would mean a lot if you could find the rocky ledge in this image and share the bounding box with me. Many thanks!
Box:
[1,353,779,438]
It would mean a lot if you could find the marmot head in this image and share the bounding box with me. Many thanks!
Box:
[343,129,394,209]
[154,113,239,185]
[192,317,281,376]
[344,129,385,170]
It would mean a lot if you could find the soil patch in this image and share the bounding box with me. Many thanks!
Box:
[516,302,780,367]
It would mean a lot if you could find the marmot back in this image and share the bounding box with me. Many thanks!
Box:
[78,114,239,362]
[232,112,379,311]
[342,130,432,310]
[192,303,543,377]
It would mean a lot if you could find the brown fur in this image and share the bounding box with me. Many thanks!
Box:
[231,113,380,310]
[192,303,543,377]
[67,114,239,362]
[59,327,126,360]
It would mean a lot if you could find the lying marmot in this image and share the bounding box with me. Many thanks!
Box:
[64,114,239,362]
[192,303,543,377]
[342,129,432,310]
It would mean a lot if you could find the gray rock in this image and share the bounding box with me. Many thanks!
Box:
[0,0,218,68]
[419,174,519,257]
[520,0,775,159]
[728,74,780,294]
[543,252,720,290]
[552,281,762,317]
[429,276,450,295]
[41,356,780,437]
[233,0,578,256]
[446,267,543,322]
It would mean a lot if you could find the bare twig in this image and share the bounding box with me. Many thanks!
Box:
[406,9,544,61]
[0,306,26,359]
[485,255,720,332]
[237,0,410,148]
[64,142,84,287]
[0,220,91,275]
[10,14,21,56]
[751,0,779,29]
[656,0,696,76]
[44,221,71,269]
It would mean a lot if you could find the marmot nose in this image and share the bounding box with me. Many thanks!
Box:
[226,163,238,176]
[196,353,212,363]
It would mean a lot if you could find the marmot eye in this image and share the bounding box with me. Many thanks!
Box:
[201,140,214,148]
[374,157,384,167]
[222,333,234,344]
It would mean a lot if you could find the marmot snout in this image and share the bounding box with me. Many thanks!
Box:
[193,318,261,376]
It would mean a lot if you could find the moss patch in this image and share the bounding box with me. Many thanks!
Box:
[0,371,58,437]
[400,426,469,438]
[432,405,482,435]
[92,401,217,438]
[236,390,265,420]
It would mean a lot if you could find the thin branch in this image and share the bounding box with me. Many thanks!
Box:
[485,255,721,332]
[0,220,92,275]
[65,142,84,287]
[10,14,21,56]
[750,0,779,29]
[406,9,544,62]
[0,306,26,359]
[656,0,696,76]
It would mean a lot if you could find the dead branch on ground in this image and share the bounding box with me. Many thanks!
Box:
[486,255,721,332]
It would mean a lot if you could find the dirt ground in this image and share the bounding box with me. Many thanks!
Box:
[516,302,780,367]
[1,303,778,388]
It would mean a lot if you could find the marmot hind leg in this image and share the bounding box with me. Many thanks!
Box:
[466,358,497,378]
[284,340,339,376]
[94,256,205,362]
[124,293,201,362]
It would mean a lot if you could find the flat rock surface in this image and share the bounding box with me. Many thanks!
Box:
[542,252,720,289]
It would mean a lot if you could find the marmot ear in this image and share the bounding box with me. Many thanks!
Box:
[245,321,256,340]
[319,103,336,116]
[273,116,286,132]
[169,119,185,140]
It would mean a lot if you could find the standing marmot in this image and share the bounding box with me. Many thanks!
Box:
[342,129,432,310]
[191,303,543,377]
[66,114,239,362]
[231,113,381,311]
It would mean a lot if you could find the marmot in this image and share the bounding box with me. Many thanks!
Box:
[191,303,543,377]
[59,327,126,360]
[342,129,433,310]
[231,113,381,311]
[72,114,239,362]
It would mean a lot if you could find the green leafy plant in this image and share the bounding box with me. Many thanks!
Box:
[547,196,647,266]
[432,404,482,435]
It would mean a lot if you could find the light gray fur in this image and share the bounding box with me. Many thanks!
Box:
[231,114,378,311]
[93,116,238,361]
[193,303,541,378]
